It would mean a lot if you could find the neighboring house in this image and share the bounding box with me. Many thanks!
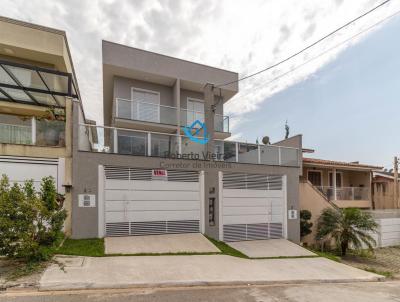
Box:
[72,40,303,243]
[372,171,400,209]
[300,156,382,245]
[0,17,81,235]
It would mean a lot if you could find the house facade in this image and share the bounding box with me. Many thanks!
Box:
[300,156,382,244]
[72,41,303,243]
[0,17,80,234]
[372,171,400,209]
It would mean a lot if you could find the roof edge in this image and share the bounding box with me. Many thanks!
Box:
[102,40,239,77]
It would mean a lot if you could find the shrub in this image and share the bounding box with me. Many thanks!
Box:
[300,210,313,238]
[316,207,378,256]
[0,175,66,261]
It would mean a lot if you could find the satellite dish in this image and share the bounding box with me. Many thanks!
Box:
[262,136,270,145]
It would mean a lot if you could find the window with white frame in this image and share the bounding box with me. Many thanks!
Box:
[116,88,160,123]
[186,98,204,126]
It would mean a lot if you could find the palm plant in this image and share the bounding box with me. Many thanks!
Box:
[316,207,378,256]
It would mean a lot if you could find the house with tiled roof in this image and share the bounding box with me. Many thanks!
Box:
[300,155,383,244]
[372,171,400,209]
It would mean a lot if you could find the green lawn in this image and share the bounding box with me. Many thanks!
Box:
[206,236,248,258]
[55,236,249,258]
[56,238,105,257]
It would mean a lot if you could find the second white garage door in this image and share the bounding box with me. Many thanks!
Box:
[220,172,286,242]
[103,166,202,237]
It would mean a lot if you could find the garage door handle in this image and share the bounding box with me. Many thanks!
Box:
[124,201,128,220]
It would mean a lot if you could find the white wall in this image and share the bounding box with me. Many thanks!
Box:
[374,218,400,248]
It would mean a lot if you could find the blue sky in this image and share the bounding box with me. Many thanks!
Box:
[235,14,400,168]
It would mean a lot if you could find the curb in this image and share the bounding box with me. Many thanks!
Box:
[38,276,385,291]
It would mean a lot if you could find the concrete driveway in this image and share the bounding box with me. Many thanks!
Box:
[105,233,220,254]
[228,239,316,258]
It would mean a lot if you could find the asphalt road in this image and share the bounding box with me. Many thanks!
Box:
[2,281,400,302]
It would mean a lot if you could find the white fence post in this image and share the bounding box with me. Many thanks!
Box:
[235,142,239,162]
[278,146,281,165]
[113,128,118,154]
[178,135,182,154]
[147,132,151,156]
[31,117,36,145]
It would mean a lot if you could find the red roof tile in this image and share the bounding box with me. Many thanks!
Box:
[303,157,382,170]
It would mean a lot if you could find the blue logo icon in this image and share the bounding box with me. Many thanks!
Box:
[183,120,209,145]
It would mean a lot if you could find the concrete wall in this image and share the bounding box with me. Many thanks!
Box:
[299,180,334,245]
[72,102,301,242]
[113,76,174,107]
[373,181,400,209]
[0,16,74,73]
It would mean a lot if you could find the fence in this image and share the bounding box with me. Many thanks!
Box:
[366,210,400,248]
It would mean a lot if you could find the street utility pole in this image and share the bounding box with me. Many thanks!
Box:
[395,156,399,208]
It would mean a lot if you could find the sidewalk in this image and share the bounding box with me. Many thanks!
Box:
[39,255,383,291]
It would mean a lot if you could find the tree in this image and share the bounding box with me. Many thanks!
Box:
[0,175,66,261]
[300,210,313,238]
[316,207,378,256]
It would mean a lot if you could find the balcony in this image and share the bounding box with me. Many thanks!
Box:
[79,124,300,167]
[315,186,371,208]
[115,98,229,133]
[0,113,66,147]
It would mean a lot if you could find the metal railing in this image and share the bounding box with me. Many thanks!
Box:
[115,98,230,132]
[316,186,370,201]
[79,124,300,167]
[0,114,66,147]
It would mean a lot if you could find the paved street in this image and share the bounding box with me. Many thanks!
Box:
[2,281,400,302]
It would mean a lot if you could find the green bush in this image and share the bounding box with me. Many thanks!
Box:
[300,210,313,238]
[0,175,66,261]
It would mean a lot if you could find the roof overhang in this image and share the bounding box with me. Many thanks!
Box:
[303,161,382,172]
[0,16,82,111]
[0,59,77,109]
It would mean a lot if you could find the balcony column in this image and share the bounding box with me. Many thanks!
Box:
[173,78,181,133]
[204,83,215,156]
[333,168,337,200]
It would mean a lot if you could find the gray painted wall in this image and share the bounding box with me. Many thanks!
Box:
[113,76,174,107]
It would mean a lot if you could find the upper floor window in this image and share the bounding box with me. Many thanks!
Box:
[116,88,160,123]
[186,98,204,126]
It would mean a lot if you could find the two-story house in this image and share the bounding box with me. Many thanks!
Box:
[72,41,302,243]
[0,17,81,234]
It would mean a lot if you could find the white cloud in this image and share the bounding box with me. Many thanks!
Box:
[2,0,399,128]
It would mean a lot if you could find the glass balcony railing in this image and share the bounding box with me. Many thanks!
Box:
[180,108,229,133]
[316,186,370,201]
[115,98,230,132]
[0,113,65,147]
[79,124,300,167]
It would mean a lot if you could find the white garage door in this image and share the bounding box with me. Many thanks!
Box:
[0,156,62,191]
[221,172,286,242]
[104,166,202,237]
